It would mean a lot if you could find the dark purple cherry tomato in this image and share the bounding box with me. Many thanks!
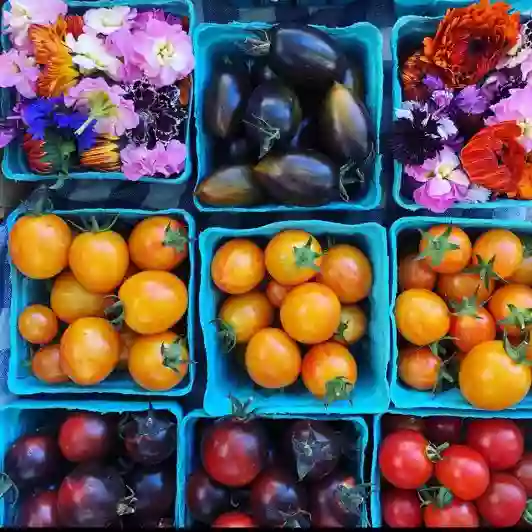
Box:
[16,489,58,527]
[514,453,532,497]
[425,417,462,445]
[186,468,230,524]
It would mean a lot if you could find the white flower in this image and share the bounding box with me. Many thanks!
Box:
[66,33,122,80]
[83,7,135,35]
[464,185,491,204]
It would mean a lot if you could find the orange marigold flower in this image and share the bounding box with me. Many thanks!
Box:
[461,122,525,195]
[511,161,532,200]
[29,18,79,97]
[80,135,121,172]
[422,0,520,88]
[402,50,438,100]
[23,134,53,174]
[65,15,84,39]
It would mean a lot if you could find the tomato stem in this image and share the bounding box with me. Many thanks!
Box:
[162,223,188,252]
[211,319,237,353]
[450,294,482,317]
[503,332,532,364]
[105,300,125,329]
[324,376,354,406]
[499,304,532,333]
[465,254,506,289]
[293,237,322,272]
[0,473,18,505]
[334,320,349,343]
[523,500,532,525]
[161,337,192,374]
[226,395,256,422]
[425,442,449,462]
[418,226,460,267]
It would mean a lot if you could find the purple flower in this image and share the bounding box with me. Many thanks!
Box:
[0,49,39,98]
[0,121,18,148]
[406,146,469,213]
[454,86,489,115]
[423,75,444,91]
[133,9,181,30]
[486,84,532,152]
[431,89,454,110]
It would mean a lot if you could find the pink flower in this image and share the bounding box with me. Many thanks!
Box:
[406,147,469,213]
[124,18,194,87]
[0,49,39,98]
[120,140,187,181]
[487,84,532,152]
[5,0,67,49]
[65,77,139,137]
[133,9,181,30]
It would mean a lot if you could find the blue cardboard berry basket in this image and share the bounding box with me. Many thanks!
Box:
[199,220,390,416]
[390,215,532,410]
[178,409,370,527]
[370,408,532,527]
[193,21,383,213]
[391,14,532,212]
[0,0,195,185]
[6,207,196,397]
[0,399,182,527]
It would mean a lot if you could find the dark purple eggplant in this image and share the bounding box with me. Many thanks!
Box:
[215,137,259,166]
[288,117,317,151]
[250,468,308,527]
[253,151,338,206]
[309,471,363,526]
[319,83,374,166]
[195,165,264,207]
[250,59,278,86]
[186,469,230,524]
[244,81,302,157]
[5,435,62,489]
[126,464,175,519]
[285,420,341,481]
[204,63,251,140]
[266,25,347,88]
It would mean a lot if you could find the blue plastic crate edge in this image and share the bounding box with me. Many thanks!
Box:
[6,207,196,397]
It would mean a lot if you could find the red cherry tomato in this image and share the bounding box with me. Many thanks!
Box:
[476,473,527,527]
[423,499,479,528]
[382,488,422,528]
[514,453,532,497]
[212,512,256,527]
[435,445,490,501]
[466,419,524,471]
[378,430,433,489]
[424,417,462,445]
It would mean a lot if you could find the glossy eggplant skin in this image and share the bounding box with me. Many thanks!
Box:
[215,137,259,166]
[195,165,264,207]
[204,65,251,140]
[251,59,278,86]
[319,83,374,166]
[244,81,302,157]
[269,25,347,88]
[253,151,338,206]
[342,65,364,99]
[288,117,317,151]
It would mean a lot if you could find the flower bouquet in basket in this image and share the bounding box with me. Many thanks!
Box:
[0,0,194,183]
[393,0,532,212]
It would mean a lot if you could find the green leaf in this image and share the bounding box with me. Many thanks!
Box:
[324,376,354,406]
[418,227,460,267]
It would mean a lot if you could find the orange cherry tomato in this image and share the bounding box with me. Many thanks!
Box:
[395,289,450,346]
[459,340,532,410]
[60,317,120,385]
[69,228,130,293]
[398,346,441,391]
[218,291,274,345]
[117,326,138,371]
[280,282,341,344]
[436,272,494,305]
[450,307,496,354]
[472,229,523,280]
[31,344,68,384]
[509,256,532,285]
[211,239,265,295]
[9,213,72,279]
[419,225,472,274]
[398,253,437,291]
[245,328,302,389]
[18,304,58,344]
[128,332,189,391]
[264,230,322,286]
[265,280,292,308]
[318,244,372,303]
[128,216,188,271]
[50,271,109,324]
[488,284,532,337]
[334,305,367,345]
[118,271,188,335]
[301,342,358,403]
